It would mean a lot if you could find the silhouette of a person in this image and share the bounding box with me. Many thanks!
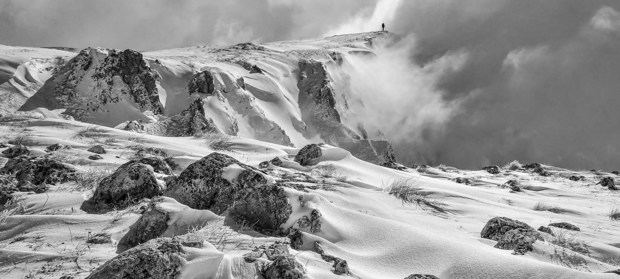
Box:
[382,23,385,31]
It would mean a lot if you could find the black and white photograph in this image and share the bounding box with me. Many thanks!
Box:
[0,0,619,278]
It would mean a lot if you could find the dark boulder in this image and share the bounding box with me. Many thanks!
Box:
[85,238,185,279]
[481,217,537,241]
[164,152,292,234]
[262,255,306,279]
[88,145,106,154]
[89,154,103,160]
[548,222,580,231]
[81,162,162,213]
[524,163,550,176]
[294,144,322,166]
[133,157,173,175]
[117,203,169,253]
[163,98,220,137]
[482,166,500,175]
[2,145,30,158]
[46,143,64,152]
[569,176,584,181]
[0,156,76,188]
[598,177,617,190]
[288,228,304,250]
[455,177,472,185]
[537,226,554,236]
[504,180,521,192]
[494,228,538,255]
[405,275,440,279]
[295,209,322,233]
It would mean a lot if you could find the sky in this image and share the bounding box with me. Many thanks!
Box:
[2,0,620,170]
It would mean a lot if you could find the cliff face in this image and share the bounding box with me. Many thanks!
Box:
[20,48,163,126]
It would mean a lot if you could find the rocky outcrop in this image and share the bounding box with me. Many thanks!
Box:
[494,228,538,255]
[548,222,580,231]
[294,144,322,166]
[313,241,350,275]
[162,98,220,136]
[1,145,30,158]
[0,156,76,189]
[598,177,617,190]
[297,59,355,142]
[88,145,106,154]
[405,275,440,279]
[81,161,162,213]
[20,48,163,126]
[45,143,64,152]
[117,203,169,253]
[85,238,185,279]
[524,163,551,176]
[187,71,215,95]
[481,217,536,241]
[263,255,306,279]
[482,166,500,174]
[538,226,554,236]
[165,152,292,234]
[481,217,539,254]
[503,180,521,192]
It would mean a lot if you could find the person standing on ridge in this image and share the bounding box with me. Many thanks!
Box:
[382,23,386,31]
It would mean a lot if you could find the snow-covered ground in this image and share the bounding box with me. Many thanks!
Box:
[0,33,619,279]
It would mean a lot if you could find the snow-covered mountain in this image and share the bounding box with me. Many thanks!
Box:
[13,32,398,165]
[0,33,619,279]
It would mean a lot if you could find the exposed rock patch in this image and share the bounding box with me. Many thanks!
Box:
[0,156,76,189]
[548,222,580,231]
[598,177,617,190]
[482,166,500,174]
[313,241,350,275]
[81,161,162,213]
[89,154,103,160]
[45,143,64,152]
[294,144,322,166]
[88,145,106,154]
[187,71,215,95]
[2,145,30,158]
[481,217,539,254]
[117,203,169,253]
[85,238,185,279]
[538,226,554,236]
[405,275,440,279]
[165,152,292,234]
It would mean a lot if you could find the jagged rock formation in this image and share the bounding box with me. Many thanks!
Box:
[164,152,292,234]
[20,48,163,126]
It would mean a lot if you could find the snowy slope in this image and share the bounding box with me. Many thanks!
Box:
[0,118,618,279]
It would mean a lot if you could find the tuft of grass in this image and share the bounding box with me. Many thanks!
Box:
[533,202,578,215]
[74,168,113,190]
[388,179,449,213]
[200,133,235,151]
[74,126,108,138]
[551,230,590,256]
[610,208,620,221]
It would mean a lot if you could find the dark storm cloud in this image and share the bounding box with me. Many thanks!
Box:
[384,0,620,170]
